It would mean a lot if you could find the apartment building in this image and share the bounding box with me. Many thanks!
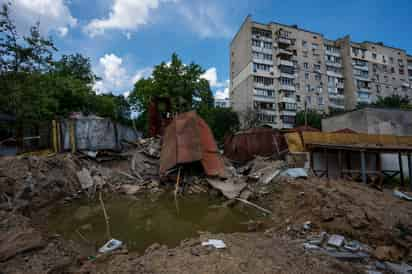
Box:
[214,98,231,108]
[230,16,412,129]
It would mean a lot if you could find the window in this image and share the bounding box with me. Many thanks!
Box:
[280,77,294,86]
[383,56,386,63]
[254,88,275,97]
[399,68,405,75]
[263,41,272,49]
[304,63,309,69]
[303,51,308,58]
[253,76,274,86]
[252,28,272,39]
[384,75,388,82]
[302,40,307,47]
[372,53,377,59]
[296,95,301,102]
[376,85,380,93]
[318,96,324,105]
[390,57,394,64]
[391,67,395,74]
[315,73,321,80]
[306,96,312,104]
[305,73,309,80]
[306,84,311,92]
[314,64,321,71]
[312,43,319,49]
[253,63,273,72]
[252,39,261,47]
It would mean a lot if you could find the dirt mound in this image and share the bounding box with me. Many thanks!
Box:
[0,154,81,211]
[86,233,360,274]
[265,177,412,260]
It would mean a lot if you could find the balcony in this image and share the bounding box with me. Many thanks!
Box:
[354,74,370,81]
[276,48,293,57]
[252,46,273,54]
[408,64,412,70]
[353,64,369,71]
[279,110,297,116]
[326,70,343,78]
[278,59,294,67]
[325,61,342,68]
[279,72,297,79]
[279,84,296,92]
[277,37,291,45]
[325,49,341,57]
[253,94,275,103]
[279,95,296,104]
[357,97,371,104]
[252,34,272,42]
[252,58,273,66]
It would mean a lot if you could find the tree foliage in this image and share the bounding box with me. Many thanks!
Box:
[295,110,323,129]
[198,107,240,143]
[129,53,213,113]
[0,2,131,125]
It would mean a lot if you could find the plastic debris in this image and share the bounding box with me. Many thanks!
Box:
[201,239,226,249]
[384,262,412,274]
[98,239,123,253]
[281,168,308,178]
[303,221,312,230]
[393,189,412,201]
[327,234,345,248]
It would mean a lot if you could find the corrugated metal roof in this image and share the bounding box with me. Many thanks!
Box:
[160,111,225,177]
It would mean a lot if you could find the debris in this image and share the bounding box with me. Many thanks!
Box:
[327,235,345,248]
[81,150,98,158]
[393,189,412,201]
[343,240,361,252]
[324,250,369,260]
[120,184,142,195]
[303,221,312,230]
[207,178,247,200]
[160,111,225,177]
[0,228,45,262]
[235,198,273,215]
[98,239,123,253]
[384,262,412,274]
[76,168,94,189]
[373,246,402,261]
[281,168,308,179]
[99,192,112,240]
[201,239,226,249]
[303,243,321,250]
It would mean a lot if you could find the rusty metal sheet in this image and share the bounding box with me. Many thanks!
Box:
[160,111,225,177]
[223,128,288,162]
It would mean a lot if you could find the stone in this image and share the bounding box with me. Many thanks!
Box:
[373,246,402,261]
[384,262,412,274]
[327,234,345,248]
[76,168,94,189]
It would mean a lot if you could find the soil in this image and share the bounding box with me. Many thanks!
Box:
[1,152,412,273]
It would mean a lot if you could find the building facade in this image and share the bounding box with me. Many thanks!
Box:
[214,98,231,108]
[230,16,412,129]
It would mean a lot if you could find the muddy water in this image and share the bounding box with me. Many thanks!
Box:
[47,193,266,254]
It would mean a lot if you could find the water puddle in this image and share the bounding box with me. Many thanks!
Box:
[47,192,267,253]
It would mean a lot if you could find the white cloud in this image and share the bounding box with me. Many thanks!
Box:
[178,2,232,38]
[93,53,152,95]
[201,67,228,88]
[215,87,229,100]
[84,0,176,37]
[5,0,77,36]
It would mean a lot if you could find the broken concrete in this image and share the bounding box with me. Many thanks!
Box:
[207,178,247,200]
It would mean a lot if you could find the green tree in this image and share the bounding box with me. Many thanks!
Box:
[295,110,323,129]
[198,107,239,143]
[53,53,98,85]
[129,53,214,113]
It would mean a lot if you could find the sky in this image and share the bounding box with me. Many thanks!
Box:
[2,0,412,100]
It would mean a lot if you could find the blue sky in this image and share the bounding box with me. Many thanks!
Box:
[3,0,412,99]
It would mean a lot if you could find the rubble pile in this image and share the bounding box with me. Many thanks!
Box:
[266,177,412,263]
[0,154,82,211]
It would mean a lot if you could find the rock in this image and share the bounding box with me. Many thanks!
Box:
[76,168,94,189]
[120,184,141,195]
[327,235,345,248]
[0,228,45,262]
[373,246,402,261]
[207,178,247,200]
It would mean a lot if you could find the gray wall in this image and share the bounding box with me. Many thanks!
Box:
[322,108,412,136]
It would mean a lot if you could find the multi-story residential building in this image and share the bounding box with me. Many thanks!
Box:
[230,16,412,129]
[214,98,231,108]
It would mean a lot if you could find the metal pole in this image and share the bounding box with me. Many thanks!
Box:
[361,150,367,183]
[408,153,412,191]
[399,153,405,186]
